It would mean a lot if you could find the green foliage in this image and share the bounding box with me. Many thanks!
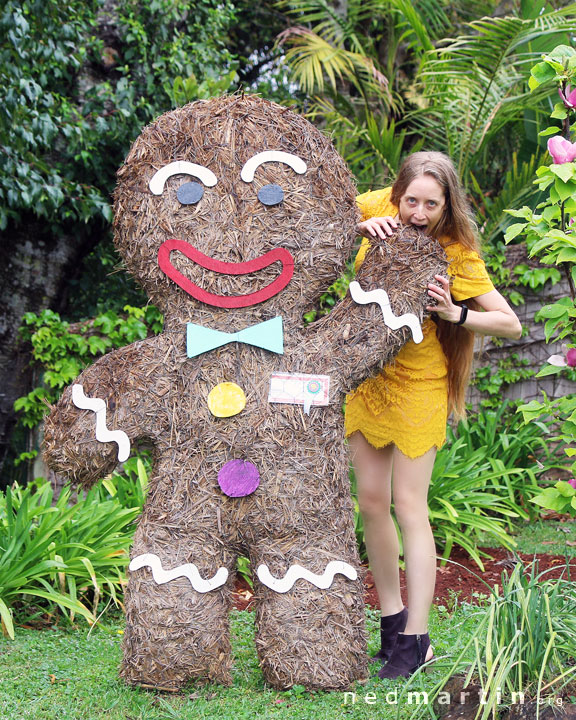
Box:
[412,562,576,716]
[475,151,547,254]
[14,306,162,429]
[276,0,393,96]
[0,0,237,232]
[529,43,576,91]
[98,455,150,511]
[431,405,567,566]
[507,46,576,478]
[279,0,576,246]
[0,479,140,639]
[412,11,575,185]
[472,355,534,409]
[428,439,528,569]
[534,296,576,344]
[454,401,557,474]
[276,0,441,189]
[479,517,576,557]
[235,556,254,590]
[513,262,562,290]
[519,394,576,476]
[168,70,238,107]
[531,479,576,516]
[505,48,576,292]
[302,266,353,323]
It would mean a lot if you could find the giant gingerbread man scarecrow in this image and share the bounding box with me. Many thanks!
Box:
[44,95,446,690]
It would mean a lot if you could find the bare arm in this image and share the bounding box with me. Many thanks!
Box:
[426,275,522,340]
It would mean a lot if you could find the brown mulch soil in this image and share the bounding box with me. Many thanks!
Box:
[232,546,576,611]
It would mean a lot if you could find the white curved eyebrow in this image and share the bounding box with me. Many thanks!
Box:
[149,161,218,195]
[240,151,307,182]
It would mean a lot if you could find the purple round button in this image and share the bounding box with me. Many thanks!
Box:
[217,460,260,497]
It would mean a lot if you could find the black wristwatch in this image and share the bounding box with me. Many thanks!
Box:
[455,304,468,326]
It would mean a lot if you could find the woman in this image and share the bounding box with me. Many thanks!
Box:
[345,151,522,679]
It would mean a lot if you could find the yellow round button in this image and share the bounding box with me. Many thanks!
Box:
[207,382,246,417]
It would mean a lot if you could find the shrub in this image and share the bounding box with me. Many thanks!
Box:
[0,479,140,638]
[408,561,576,719]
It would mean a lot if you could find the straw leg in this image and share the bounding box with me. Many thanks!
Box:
[120,524,235,689]
[252,539,367,690]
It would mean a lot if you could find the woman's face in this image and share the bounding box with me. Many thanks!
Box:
[398,174,446,234]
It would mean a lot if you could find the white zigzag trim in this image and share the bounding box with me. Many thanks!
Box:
[129,553,229,593]
[71,384,131,462]
[256,561,357,593]
[349,280,423,344]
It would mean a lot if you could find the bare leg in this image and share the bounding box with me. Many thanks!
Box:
[350,433,436,662]
[349,432,403,616]
[391,445,436,644]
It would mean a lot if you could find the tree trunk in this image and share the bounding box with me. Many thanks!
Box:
[0,218,100,485]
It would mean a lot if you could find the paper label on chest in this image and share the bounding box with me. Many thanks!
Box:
[268,372,330,414]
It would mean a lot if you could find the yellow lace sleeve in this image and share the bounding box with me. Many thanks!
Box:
[445,244,495,301]
[354,188,397,271]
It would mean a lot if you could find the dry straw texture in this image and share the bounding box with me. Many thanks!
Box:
[44,95,446,691]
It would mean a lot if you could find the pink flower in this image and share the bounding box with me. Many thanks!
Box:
[568,478,576,489]
[559,85,576,109]
[548,346,576,367]
[547,136,576,164]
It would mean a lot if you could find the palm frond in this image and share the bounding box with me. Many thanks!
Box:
[437,0,498,23]
[278,26,389,96]
[306,97,409,187]
[413,8,576,179]
[391,0,435,53]
[407,0,453,41]
[276,0,391,48]
[363,110,418,176]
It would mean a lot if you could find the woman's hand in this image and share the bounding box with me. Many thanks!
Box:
[426,275,460,323]
[357,215,398,239]
[426,276,523,338]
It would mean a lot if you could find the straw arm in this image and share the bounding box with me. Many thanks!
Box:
[303,229,447,395]
[302,294,419,396]
[42,339,159,489]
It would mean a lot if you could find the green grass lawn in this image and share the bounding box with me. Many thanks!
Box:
[2,520,573,719]
[479,518,576,557]
[1,605,484,720]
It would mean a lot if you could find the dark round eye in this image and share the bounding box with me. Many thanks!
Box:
[258,184,284,206]
[177,181,204,205]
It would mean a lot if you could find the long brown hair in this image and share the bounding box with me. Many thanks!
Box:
[391,151,480,419]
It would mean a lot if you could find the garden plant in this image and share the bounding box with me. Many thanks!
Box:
[504,44,576,517]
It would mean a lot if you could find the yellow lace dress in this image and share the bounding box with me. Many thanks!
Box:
[344,188,495,458]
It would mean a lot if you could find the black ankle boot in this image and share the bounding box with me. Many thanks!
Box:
[370,607,408,664]
[378,632,432,679]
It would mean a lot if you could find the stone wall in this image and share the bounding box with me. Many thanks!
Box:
[468,245,575,408]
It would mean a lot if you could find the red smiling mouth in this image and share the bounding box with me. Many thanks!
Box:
[157,239,295,308]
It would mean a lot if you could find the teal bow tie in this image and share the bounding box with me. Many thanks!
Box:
[186,317,284,358]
